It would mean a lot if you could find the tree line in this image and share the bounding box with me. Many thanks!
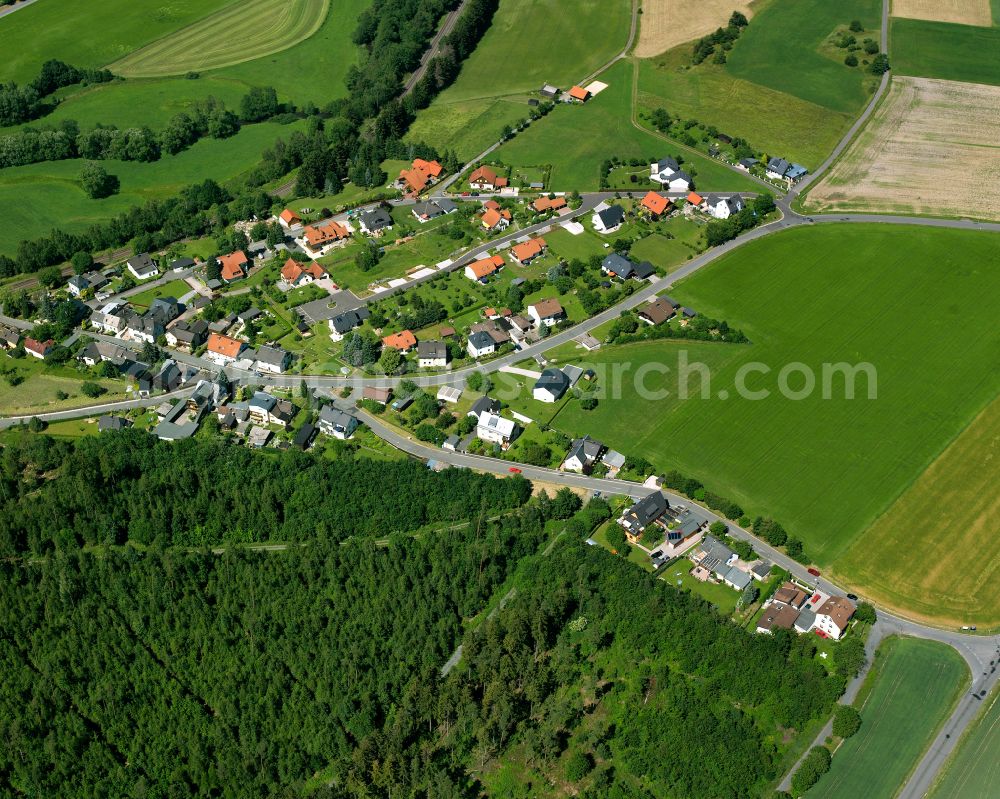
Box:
[0,59,114,127]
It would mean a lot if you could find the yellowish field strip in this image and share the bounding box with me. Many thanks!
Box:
[836,393,1000,628]
[635,0,754,57]
[805,76,1000,220]
[891,0,992,28]
[112,0,329,77]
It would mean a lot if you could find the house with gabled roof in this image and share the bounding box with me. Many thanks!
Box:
[532,195,567,213]
[382,330,417,352]
[618,492,670,541]
[319,406,359,439]
[127,253,159,280]
[328,308,369,341]
[280,257,327,287]
[469,165,508,191]
[219,251,249,283]
[467,330,497,358]
[481,205,511,231]
[592,204,625,234]
[299,220,351,257]
[563,435,605,473]
[567,85,590,102]
[527,298,565,328]
[417,340,448,368]
[24,337,54,359]
[766,157,791,180]
[533,367,570,402]
[477,412,520,448]
[465,254,505,283]
[705,194,744,220]
[278,209,301,229]
[205,332,245,365]
[358,207,394,235]
[639,297,678,326]
[641,190,671,218]
[509,237,546,265]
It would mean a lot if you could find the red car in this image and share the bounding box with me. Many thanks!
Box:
[508,467,522,474]
[807,567,821,578]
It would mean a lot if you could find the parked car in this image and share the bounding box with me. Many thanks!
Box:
[508,466,522,474]
[807,567,821,578]
[847,593,858,600]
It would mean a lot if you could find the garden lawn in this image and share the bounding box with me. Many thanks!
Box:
[0,356,126,415]
[807,637,968,799]
[930,686,1000,799]
[628,232,697,272]
[539,225,1000,566]
[636,50,853,168]
[725,0,881,113]
[0,0,238,82]
[406,98,530,162]
[0,120,307,256]
[890,18,1000,86]
[126,280,193,309]
[487,61,759,192]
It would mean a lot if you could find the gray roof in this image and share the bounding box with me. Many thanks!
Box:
[562,364,583,384]
[360,207,393,230]
[724,566,752,590]
[417,340,447,359]
[249,391,277,411]
[751,561,772,579]
[170,257,195,270]
[625,492,669,529]
[534,367,570,396]
[292,422,316,448]
[653,157,680,173]
[255,345,289,367]
[602,449,625,469]
[330,309,366,334]
[435,198,458,214]
[468,396,500,418]
[468,330,495,350]
[669,170,692,185]
[738,157,758,168]
[319,406,359,432]
[767,156,791,175]
[700,535,736,573]
[98,415,130,432]
[794,609,816,630]
[127,252,157,275]
[568,435,603,464]
[412,200,443,218]
[602,252,634,276]
[596,205,625,228]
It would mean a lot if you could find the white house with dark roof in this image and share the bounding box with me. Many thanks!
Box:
[705,194,745,220]
[563,435,605,473]
[255,345,291,374]
[532,368,570,403]
[591,204,625,234]
[649,157,692,191]
[476,412,520,448]
[319,406,359,439]
[417,340,449,368]
[126,253,159,280]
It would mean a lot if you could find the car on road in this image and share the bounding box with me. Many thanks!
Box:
[807,567,821,577]
[847,593,858,600]
[508,467,522,474]
[961,625,977,631]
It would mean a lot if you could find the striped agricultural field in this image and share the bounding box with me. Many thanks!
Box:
[111,0,329,77]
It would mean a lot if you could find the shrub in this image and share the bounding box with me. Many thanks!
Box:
[565,751,593,782]
[791,746,831,794]
[845,54,858,67]
[833,705,862,739]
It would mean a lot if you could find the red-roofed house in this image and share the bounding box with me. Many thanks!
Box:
[568,85,590,102]
[382,330,417,352]
[398,158,444,194]
[280,258,327,287]
[299,221,351,257]
[641,191,671,218]
[206,333,246,365]
[23,337,54,359]
[532,195,567,213]
[278,209,301,229]
[219,251,249,283]
[687,191,704,207]
[509,237,547,265]
[469,166,508,191]
[464,254,505,282]
[481,207,511,231]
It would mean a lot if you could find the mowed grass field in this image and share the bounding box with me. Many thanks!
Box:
[407,0,631,158]
[837,394,1000,627]
[0,356,126,415]
[487,61,759,192]
[725,0,881,113]
[112,0,329,77]
[0,120,307,256]
[890,18,1000,86]
[0,0,237,82]
[930,687,1000,799]
[807,637,968,799]
[544,225,1000,566]
[636,50,853,168]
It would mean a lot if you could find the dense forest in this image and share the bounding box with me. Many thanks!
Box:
[0,431,531,556]
[0,433,844,797]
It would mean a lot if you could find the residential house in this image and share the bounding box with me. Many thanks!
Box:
[468,396,500,419]
[98,415,131,432]
[83,270,109,293]
[67,274,89,296]
[293,422,317,450]
[247,426,272,448]
[382,329,417,352]
[640,191,671,218]
[468,165,508,191]
[464,254,505,283]
[166,319,208,351]
[686,191,704,207]
[481,204,512,231]
[152,360,184,393]
[299,220,351,257]
[659,516,705,556]
[765,157,791,181]
[737,157,758,171]
[527,298,565,328]
[639,297,678,325]
[90,302,127,334]
[362,385,392,405]
[467,330,497,358]
[794,610,817,634]
[319,406,360,439]
[205,332,245,365]
[150,297,180,324]
[411,199,457,222]
[255,345,291,374]
[814,596,856,639]
[23,337,54,359]
[750,562,772,582]
[532,367,570,402]
[280,257,327,287]
[398,158,443,193]
[567,85,590,102]
[122,361,152,396]
[618,491,670,542]
[786,163,808,181]
[600,253,653,281]
[278,209,302,229]
[442,434,459,451]
[531,195,567,213]
[417,340,449,368]
[0,324,20,350]
[358,207,394,235]
[509,237,546,265]
[563,435,605,473]
[773,583,809,609]
[591,204,625,234]
[169,257,195,272]
[704,194,744,220]
[477,412,520,448]
[271,399,298,427]
[693,535,737,577]
[722,565,753,591]
[78,341,124,367]
[219,251,249,283]
[127,253,159,280]
[328,308,369,341]
[649,158,692,191]
[756,604,800,634]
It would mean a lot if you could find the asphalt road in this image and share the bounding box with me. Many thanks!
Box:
[402,0,470,95]
[0,385,195,430]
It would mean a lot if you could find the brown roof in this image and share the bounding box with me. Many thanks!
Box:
[758,604,800,632]
[439,326,456,337]
[817,596,856,629]
[773,583,808,609]
[510,237,546,263]
[382,330,417,350]
[532,196,567,212]
[363,386,392,403]
[641,191,670,216]
[530,298,564,319]
[639,298,676,325]
[281,258,326,283]
[207,333,244,359]
[24,337,54,355]
[303,221,350,247]
[469,165,498,185]
[568,85,590,101]
[219,251,248,281]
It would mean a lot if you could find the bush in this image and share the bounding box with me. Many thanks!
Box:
[80,381,106,398]
[845,54,858,67]
[565,751,594,782]
[870,53,890,74]
[791,746,831,794]
[833,705,862,739]
[79,162,119,199]
[849,19,863,32]
[854,602,877,624]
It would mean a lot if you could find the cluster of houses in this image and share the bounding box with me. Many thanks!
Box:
[396,158,445,195]
[411,198,457,223]
[649,157,693,192]
[756,583,857,640]
[764,156,808,184]
[560,433,625,475]
[539,82,591,104]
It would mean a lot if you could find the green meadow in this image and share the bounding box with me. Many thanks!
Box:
[488,61,760,192]
[725,0,881,113]
[0,120,307,256]
[808,637,968,799]
[890,18,1000,86]
[538,225,1000,563]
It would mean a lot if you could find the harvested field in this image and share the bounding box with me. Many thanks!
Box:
[891,0,992,27]
[635,0,754,57]
[805,76,1000,220]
